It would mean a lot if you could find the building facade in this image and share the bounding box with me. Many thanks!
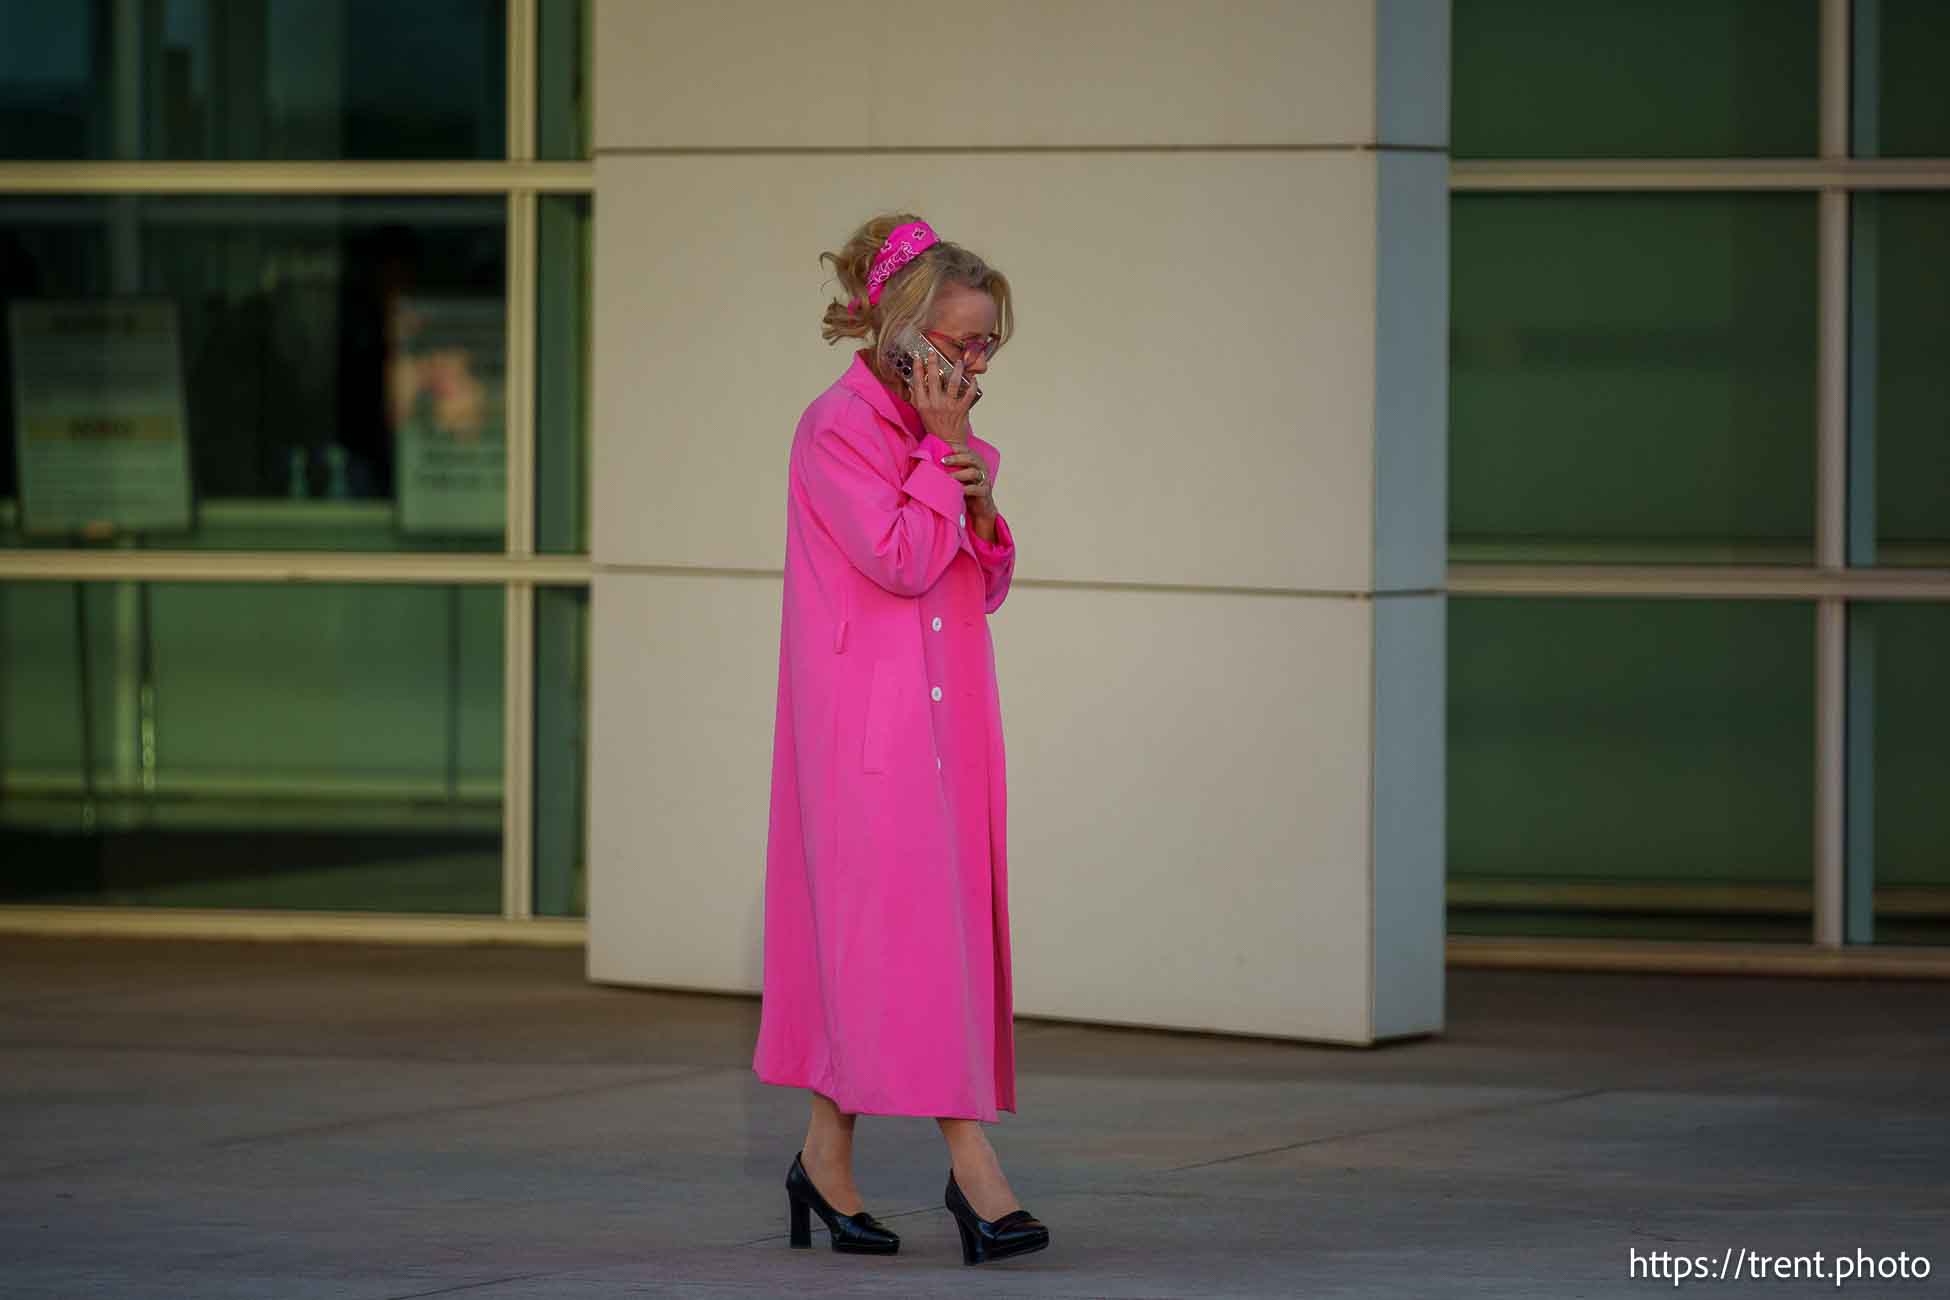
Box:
[1,2,1944,1037]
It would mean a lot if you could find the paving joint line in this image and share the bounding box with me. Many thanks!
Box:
[3,1063,730,1182]
[1155,1085,1612,1174]
[202,1062,728,1148]
[379,1272,565,1300]
[1150,1046,1923,1176]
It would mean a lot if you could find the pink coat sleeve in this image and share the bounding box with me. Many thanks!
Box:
[966,448,1015,614]
[800,410,969,598]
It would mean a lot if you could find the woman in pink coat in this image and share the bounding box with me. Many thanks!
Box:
[751,214,1050,1266]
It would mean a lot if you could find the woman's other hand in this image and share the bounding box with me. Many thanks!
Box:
[941,450,997,521]
[907,349,977,445]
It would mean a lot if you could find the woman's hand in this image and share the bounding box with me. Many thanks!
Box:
[906,346,977,445]
[941,450,997,521]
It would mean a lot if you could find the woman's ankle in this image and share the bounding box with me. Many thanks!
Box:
[944,1125,994,1161]
[802,1131,852,1164]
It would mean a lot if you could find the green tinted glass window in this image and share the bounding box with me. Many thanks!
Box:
[0,0,506,161]
[1453,0,1819,159]
[533,585,588,917]
[537,0,592,160]
[1449,597,1815,942]
[1853,0,1950,158]
[1852,193,1950,568]
[1451,193,1817,564]
[1,579,504,912]
[535,194,591,554]
[1858,603,1950,947]
[0,195,508,553]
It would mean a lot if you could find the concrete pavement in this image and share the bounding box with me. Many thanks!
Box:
[1,936,1944,1298]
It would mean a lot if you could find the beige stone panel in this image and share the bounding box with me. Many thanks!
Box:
[591,150,1381,592]
[592,0,875,152]
[586,568,780,995]
[593,0,1401,150]
[585,570,1379,1044]
[1000,583,1375,1043]
[868,0,1380,149]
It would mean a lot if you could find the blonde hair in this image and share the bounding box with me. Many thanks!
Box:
[819,212,1015,388]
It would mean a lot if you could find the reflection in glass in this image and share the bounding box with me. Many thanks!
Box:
[0,194,507,552]
[533,585,587,917]
[0,0,506,161]
[1851,0,1950,158]
[1451,193,1817,564]
[535,194,590,554]
[1452,0,1818,159]
[0,579,504,912]
[1448,597,1815,941]
[1850,193,1950,568]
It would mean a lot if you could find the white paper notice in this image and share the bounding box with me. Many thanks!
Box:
[8,299,195,537]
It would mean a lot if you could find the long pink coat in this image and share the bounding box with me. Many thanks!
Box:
[751,348,1018,1123]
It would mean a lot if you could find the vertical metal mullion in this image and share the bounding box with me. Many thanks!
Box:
[1843,111,1883,946]
[508,0,538,165]
[1821,0,1850,161]
[1812,0,1850,947]
[503,578,536,920]
[502,0,540,921]
[1844,606,1876,943]
[1815,604,1845,947]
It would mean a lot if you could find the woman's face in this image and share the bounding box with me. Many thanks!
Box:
[923,281,1000,378]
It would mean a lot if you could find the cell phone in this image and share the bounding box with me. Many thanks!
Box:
[885,327,982,406]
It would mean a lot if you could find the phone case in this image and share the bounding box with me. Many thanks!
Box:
[887,337,981,404]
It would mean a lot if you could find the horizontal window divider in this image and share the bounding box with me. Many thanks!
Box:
[5,774,504,808]
[0,906,587,947]
[1450,879,1950,919]
[0,160,593,194]
[10,556,1945,600]
[1447,935,1950,980]
[0,549,591,586]
[3,908,1940,975]
[2,498,400,529]
[1452,158,1950,191]
[595,561,1441,601]
[1449,564,1950,601]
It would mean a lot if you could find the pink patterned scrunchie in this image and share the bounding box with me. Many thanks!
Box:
[847,219,938,313]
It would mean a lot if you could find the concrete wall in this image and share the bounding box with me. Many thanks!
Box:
[586,0,1449,1044]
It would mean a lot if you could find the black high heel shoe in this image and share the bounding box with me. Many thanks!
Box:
[944,1169,1050,1265]
[785,1151,899,1254]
